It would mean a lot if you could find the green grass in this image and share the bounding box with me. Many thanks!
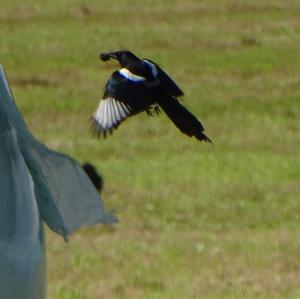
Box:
[1,0,300,298]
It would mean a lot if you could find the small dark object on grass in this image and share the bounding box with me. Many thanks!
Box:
[82,163,104,193]
[92,50,212,142]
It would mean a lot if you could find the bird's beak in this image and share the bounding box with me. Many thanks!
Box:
[99,52,118,62]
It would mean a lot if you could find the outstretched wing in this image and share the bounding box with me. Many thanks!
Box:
[92,71,151,137]
[92,97,132,137]
[144,59,184,97]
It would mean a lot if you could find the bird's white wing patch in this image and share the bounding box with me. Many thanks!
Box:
[144,60,158,77]
[119,68,146,82]
[93,97,132,131]
[109,100,117,125]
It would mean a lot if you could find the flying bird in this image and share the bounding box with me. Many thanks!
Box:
[92,50,212,142]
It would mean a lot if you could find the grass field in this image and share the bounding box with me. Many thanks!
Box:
[1,1,300,298]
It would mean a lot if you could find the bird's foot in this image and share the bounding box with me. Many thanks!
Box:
[153,104,161,115]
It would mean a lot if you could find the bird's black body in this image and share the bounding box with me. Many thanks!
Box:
[93,50,211,142]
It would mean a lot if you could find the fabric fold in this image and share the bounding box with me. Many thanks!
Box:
[0,65,117,241]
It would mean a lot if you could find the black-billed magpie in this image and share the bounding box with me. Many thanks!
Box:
[92,50,212,142]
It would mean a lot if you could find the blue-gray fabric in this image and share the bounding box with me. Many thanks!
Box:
[0,125,46,299]
[0,65,117,298]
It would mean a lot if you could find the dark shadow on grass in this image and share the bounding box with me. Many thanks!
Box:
[12,77,58,87]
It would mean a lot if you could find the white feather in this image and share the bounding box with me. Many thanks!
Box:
[119,68,146,82]
[103,99,108,129]
[111,98,121,122]
[94,101,103,123]
[120,102,131,114]
[109,99,117,126]
[112,99,123,124]
[116,101,128,118]
[107,101,114,127]
[105,100,111,128]
[102,100,108,128]
[94,97,133,130]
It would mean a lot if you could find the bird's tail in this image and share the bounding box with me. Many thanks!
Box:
[158,96,212,143]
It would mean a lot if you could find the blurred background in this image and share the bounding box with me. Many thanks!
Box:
[1,1,299,298]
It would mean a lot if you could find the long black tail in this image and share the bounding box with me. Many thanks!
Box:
[158,96,212,143]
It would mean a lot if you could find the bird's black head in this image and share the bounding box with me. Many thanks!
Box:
[100,50,140,67]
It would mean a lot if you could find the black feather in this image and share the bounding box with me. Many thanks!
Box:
[144,59,184,97]
[158,96,212,143]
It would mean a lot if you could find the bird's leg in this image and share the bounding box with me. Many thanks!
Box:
[153,104,161,115]
[145,108,153,117]
[146,104,161,117]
